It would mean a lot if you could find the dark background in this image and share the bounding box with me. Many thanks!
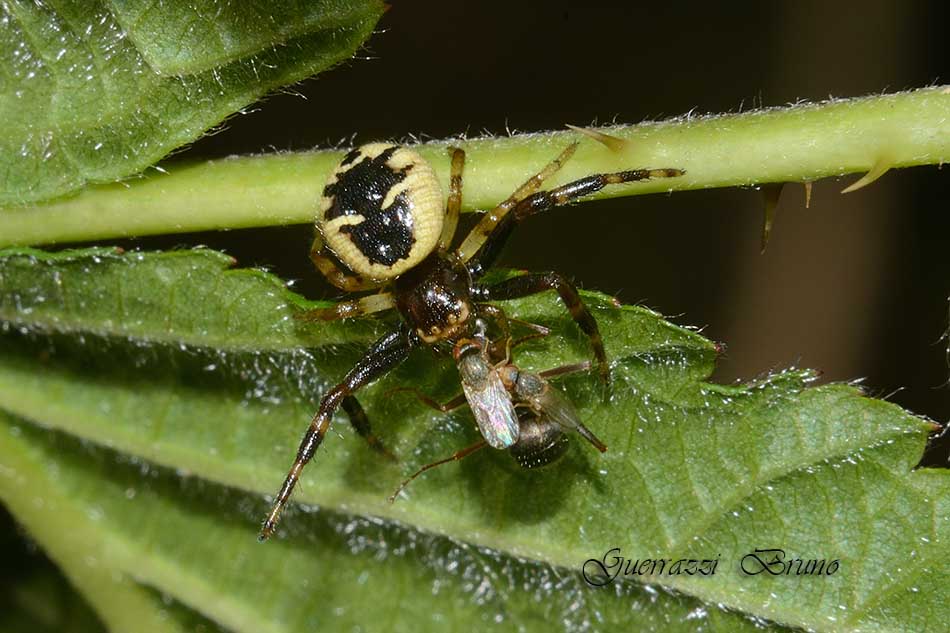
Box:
[157,0,949,463]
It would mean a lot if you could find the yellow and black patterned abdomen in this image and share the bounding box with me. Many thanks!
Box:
[316,143,443,280]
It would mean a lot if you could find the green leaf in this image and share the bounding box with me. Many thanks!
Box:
[107,0,382,76]
[0,247,946,632]
[0,530,108,633]
[0,0,384,206]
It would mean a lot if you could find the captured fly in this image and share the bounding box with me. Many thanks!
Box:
[388,319,607,500]
[496,360,606,469]
[453,326,519,449]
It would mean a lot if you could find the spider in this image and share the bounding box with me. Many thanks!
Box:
[386,319,606,501]
[259,140,683,540]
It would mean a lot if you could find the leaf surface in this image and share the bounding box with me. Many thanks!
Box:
[0,247,946,632]
[0,0,384,205]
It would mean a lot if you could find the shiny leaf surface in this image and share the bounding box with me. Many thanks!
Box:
[0,248,946,632]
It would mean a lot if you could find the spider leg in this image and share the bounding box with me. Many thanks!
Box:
[437,147,466,252]
[493,320,553,359]
[508,329,550,351]
[310,233,381,292]
[464,165,684,274]
[388,387,468,413]
[482,273,610,386]
[455,143,579,263]
[296,292,395,322]
[477,303,514,361]
[538,360,592,380]
[388,440,487,502]
[509,318,551,336]
[341,396,397,461]
[260,325,413,540]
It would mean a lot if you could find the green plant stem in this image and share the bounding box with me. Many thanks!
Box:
[1,86,947,247]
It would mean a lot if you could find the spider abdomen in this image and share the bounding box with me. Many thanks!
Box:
[317,143,443,280]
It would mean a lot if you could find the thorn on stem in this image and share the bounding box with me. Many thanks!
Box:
[841,155,893,193]
[565,124,628,153]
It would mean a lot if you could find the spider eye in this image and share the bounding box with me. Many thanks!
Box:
[316,143,444,280]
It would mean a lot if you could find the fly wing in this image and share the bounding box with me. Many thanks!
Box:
[535,385,608,453]
[535,387,582,431]
[461,370,519,449]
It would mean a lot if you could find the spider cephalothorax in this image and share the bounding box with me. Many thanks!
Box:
[259,140,684,540]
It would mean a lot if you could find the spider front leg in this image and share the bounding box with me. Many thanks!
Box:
[455,142,579,264]
[481,273,610,386]
[462,163,684,273]
[259,325,413,540]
